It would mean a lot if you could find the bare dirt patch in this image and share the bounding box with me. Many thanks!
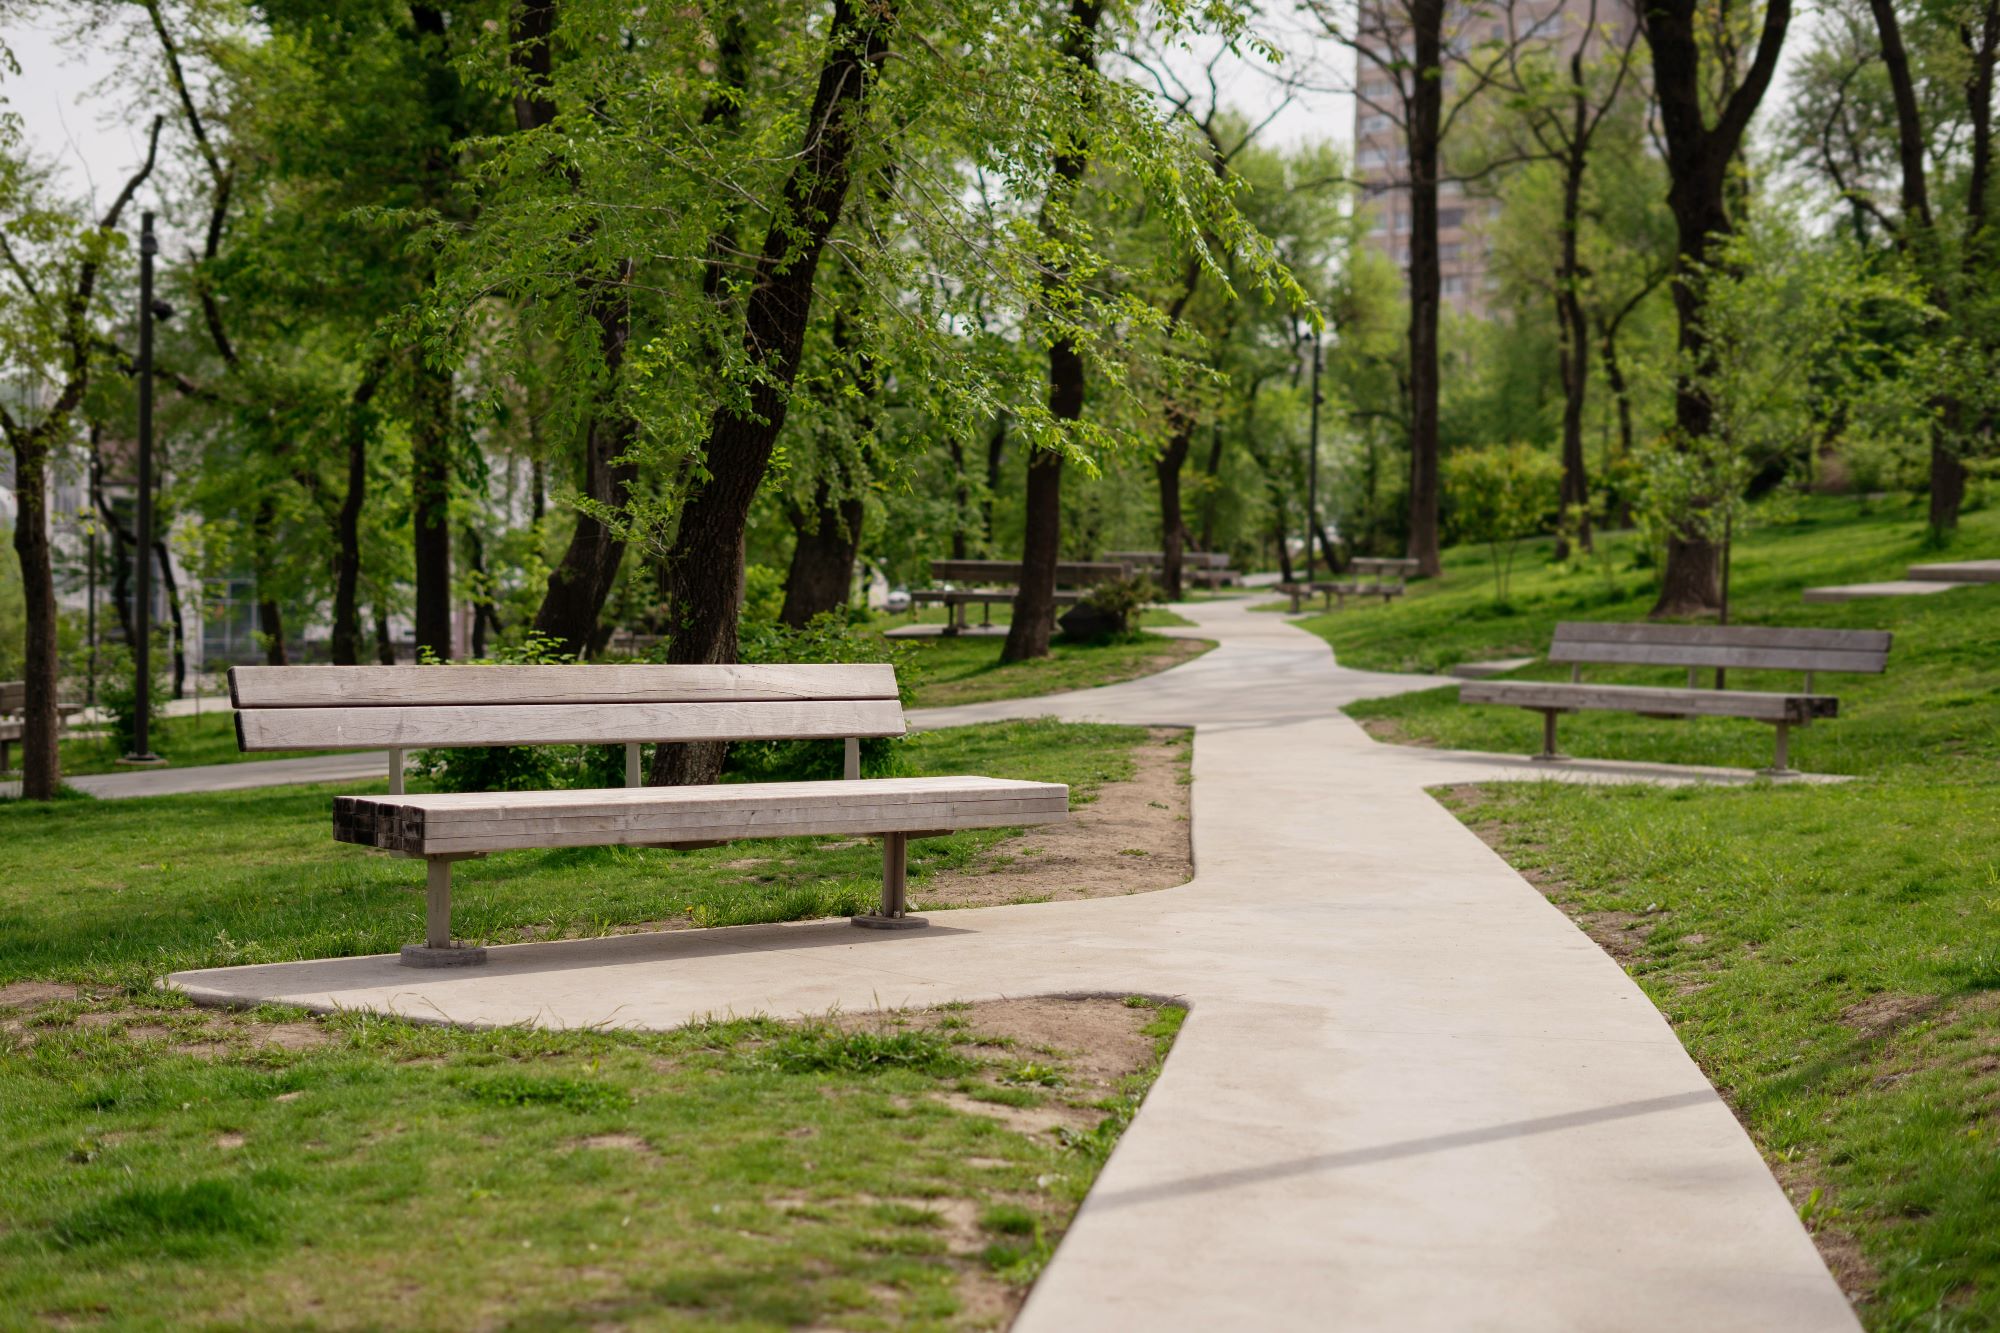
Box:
[920,728,1192,910]
[1840,993,1944,1041]
[0,981,78,1008]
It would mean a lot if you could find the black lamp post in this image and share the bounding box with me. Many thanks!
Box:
[123,211,171,764]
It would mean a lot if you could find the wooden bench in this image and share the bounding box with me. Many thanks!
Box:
[1277,558,1420,612]
[1104,550,1238,587]
[912,559,1130,634]
[0,681,84,773]
[229,663,1069,966]
[1457,622,1893,776]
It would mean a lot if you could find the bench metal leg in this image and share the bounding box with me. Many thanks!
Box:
[852,832,928,930]
[400,857,488,966]
[1762,722,1800,779]
[1530,710,1569,763]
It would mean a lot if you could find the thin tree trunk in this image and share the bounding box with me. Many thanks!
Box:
[410,359,454,660]
[249,496,289,666]
[651,0,896,786]
[1553,101,1592,559]
[152,537,187,694]
[373,606,398,664]
[950,436,970,560]
[1004,0,1103,664]
[1156,423,1193,601]
[1403,0,1445,578]
[9,435,62,795]
[982,415,1007,550]
[329,365,385,664]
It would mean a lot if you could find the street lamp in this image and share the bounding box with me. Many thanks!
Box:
[123,210,173,765]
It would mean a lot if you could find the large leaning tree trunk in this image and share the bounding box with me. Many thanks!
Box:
[1402,0,1445,577]
[1642,0,1791,616]
[0,121,160,798]
[651,0,895,785]
[513,0,644,655]
[1004,0,1105,664]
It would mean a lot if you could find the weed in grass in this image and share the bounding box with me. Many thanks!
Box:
[460,1072,630,1113]
[764,1024,976,1078]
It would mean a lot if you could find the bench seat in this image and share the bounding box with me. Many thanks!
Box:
[1459,680,1837,724]
[335,775,1067,856]
[1454,621,1888,774]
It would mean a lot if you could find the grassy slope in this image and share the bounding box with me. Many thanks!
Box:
[1319,497,2000,1329]
[0,719,1177,1327]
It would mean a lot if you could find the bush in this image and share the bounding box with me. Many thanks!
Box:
[95,638,170,757]
[724,614,918,782]
[413,633,627,793]
[1062,574,1161,640]
[1442,444,1561,604]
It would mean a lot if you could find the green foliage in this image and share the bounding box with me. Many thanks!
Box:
[0,527,22,683]
[763,1023,975,1078]
[412,633,626,793]
[1442,444,1562,603]
[459,1073,629,1114]
[1071,574,1164,638]
[725,614,920,782]
[92,638,170,758]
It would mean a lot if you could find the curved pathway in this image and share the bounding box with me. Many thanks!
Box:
[170,599,1856,1331]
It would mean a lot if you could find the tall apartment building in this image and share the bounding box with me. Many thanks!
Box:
[1351,0,1635,318]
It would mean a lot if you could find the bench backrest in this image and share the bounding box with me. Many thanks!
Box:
[1351,558,1420,577]
[229,663,905,751]
[1103,551,1232,569]
[1549,622,1891,676]
[927,559,1130,587]
[0,681,22,714]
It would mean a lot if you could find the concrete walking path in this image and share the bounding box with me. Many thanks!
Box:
[2,750,390,801]
[168,600,1855,1330]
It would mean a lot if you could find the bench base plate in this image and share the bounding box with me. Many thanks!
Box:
[400,942,489,968]
[850,914,929,931]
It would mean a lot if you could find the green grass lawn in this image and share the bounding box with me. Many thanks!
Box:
[904,633,1212,710]
[1321,496,2000,1328]
[57,709,334,777]
[0,718,1176,1327]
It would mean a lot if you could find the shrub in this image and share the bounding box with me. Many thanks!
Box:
[724,614,918,782]
[94,638,170,757]
[413,633,626,793]
[1442,444,1561,604]
[1063,574,1161,640]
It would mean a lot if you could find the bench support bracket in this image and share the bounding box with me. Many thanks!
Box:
[1761,722,1801,779]
[853,831,928,931]
[400,855,489,967]
[1529,709,1569,763]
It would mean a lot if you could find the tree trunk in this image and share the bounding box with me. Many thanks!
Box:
[1005,445,1066,661]
[529,269,638,656]
[152,537,187,695]
[329,366,384,665]
[780,487,866,627]
[1156,422,1192,601]
[1553,115,1592,559]
[1642,0,1791,616]
[1404,0,1445,577]
[409,359,454,660]
[950,437,969,560]
[1003,0,1103,664]
[373,606,398,664]
[9,435,62,796]
[250,495,289,666]
[650,0,895,786]
[982,414,1007,549]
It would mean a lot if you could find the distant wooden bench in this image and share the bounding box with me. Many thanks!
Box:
[1104,550,1238,587]
[1278,558,1420,612]
[0,681,84,773]
[229,663,1068,966]
[1458,622,1893,776]
[912,559,1130,634]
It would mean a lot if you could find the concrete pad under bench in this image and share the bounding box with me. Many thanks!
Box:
[1802,580,1962,603]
